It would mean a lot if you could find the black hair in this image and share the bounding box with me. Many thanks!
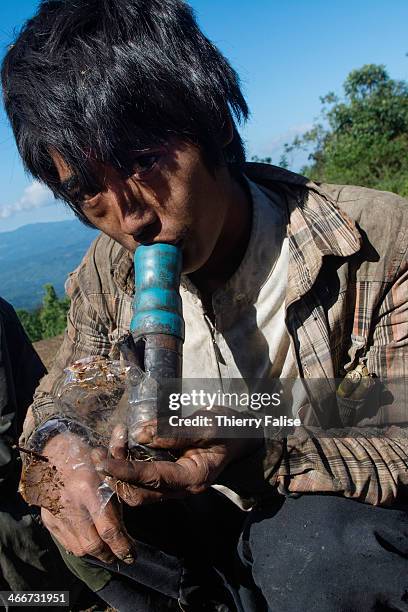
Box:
[1,0,249,223]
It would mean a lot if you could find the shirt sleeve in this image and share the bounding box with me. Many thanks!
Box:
[269,429,408,506]
[267,250,408,507]
[20,264,112,448]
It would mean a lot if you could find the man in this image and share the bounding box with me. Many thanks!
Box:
[0,297,84,600]
[2,1,408,610]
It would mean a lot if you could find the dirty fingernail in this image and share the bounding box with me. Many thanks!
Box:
[93,461,105,473]
[122,554,135,565]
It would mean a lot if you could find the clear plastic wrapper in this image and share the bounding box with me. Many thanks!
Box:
[57,356,167,451]
[126,367,158,446]
[56,356,153,510]
[20,356,163,514]
[56,355,136,445]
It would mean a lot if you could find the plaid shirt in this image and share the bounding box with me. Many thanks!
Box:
[22,164,408,506]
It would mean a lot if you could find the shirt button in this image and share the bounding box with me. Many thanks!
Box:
[236,293,245,301]
[302,363,310,377]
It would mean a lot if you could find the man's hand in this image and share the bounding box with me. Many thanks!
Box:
[21,432,136,564]
[92,409,263,506]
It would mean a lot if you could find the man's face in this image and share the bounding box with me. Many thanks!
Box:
[52,140,230,274]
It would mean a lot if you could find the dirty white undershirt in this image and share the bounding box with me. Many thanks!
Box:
[180,177,297,383]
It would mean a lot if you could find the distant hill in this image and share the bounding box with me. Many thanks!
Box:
[0,220,98,310]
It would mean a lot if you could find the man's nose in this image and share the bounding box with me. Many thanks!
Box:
[118,207,159,240]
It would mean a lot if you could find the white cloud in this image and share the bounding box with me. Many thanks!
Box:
[258,123,313,157]
[0,181,54,219]
[245,123,314,171]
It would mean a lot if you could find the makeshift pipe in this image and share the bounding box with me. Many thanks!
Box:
[125,243,184,458]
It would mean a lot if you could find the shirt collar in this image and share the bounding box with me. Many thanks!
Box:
[244,163,362,307]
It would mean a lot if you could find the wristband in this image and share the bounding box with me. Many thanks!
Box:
[28,417,95,453]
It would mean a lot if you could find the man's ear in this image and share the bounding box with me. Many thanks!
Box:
[220,116,234,148]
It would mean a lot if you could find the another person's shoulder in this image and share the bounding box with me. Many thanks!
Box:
[65,232,131,298]
[0,297,28,338]
[0,296,18,322]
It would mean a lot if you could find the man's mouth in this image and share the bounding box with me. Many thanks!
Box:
[133,235,186,250]
[132,225,188,250]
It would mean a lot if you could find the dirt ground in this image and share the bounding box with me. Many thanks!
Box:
[33,334,64,370]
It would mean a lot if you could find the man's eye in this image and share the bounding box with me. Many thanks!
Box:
[131,153,160,176]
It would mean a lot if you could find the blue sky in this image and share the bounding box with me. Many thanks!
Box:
[0,0,407,231]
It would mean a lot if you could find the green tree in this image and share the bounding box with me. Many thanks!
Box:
[39,284,70,339]
[285,64,408,196]
[17,284,70,342]
[16,308,43,343]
